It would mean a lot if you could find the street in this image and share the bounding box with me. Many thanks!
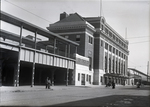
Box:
[0,85,150,107]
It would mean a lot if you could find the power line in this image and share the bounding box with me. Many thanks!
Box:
[127,36,149,39]
[4,0,52,23]
[62,2,75,13]
[129,41,149,44]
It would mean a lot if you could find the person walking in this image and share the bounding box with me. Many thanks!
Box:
[48,78,51,89]
[45,77,49,89]
[112,80,115,89]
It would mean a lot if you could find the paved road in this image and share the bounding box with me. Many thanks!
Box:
[0,85,150,107]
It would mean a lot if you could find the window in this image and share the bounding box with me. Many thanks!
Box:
[101,40,103,47]
[64,35,69,39]
[100,76,103,82]
[109,58,111,73]
[89,36,93,44]
[102,24,104,30]
[109,45,112,52]
[89,57,92,71]
[124,55,126,59]
[116,50,118,55]
[119,62,120,74]
[119,51,121,57]
[113,34,115,40]
[113,48,115,54]
[105,57,107,72]
[76,35,80,41]
[105,43,108,50]
[116,37,118,42]
[116,61,118,73]
[86,74,88,81]
[113,59,115,73]
[105,28,108,34]
[78,73,80,81]
[89,75,91,84]
[109,32,112,38]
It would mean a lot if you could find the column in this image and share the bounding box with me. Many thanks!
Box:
[72,46,77,85]
[53,38,56,66]
[31,30,37,87]
[65,44,68,57]
[51,69,56,86]
[16,25,23,87]
[66,44,70,86]
[53,38,56,54]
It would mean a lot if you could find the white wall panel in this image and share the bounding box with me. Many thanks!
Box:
[46,55,50,65]
[43,54,46,64]
[60,58,62,67]
[39,53,42,64]
[35,53,38,63]
[54,57,56,66]
[20,49,25,61]
[30,51,33,62]
[57,57,59,66]
[50,56,53,65]
[25,50,30,62]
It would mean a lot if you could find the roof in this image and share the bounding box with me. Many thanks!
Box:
[47,12,95,32]
[55,13,85,24]
[128,68,148,76]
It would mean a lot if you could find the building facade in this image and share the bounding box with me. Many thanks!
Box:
[47,12,129,86]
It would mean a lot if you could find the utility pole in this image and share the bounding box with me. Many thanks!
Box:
[125,27,127,39]
[147,61,149,82]
[100,0,102,17]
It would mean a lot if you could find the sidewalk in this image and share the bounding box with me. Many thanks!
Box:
[1,85,148,93]
[0,85,103,93]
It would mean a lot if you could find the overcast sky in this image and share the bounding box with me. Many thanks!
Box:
[1,0,150,74]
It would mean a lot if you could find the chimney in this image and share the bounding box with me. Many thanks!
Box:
[60,12,68,20]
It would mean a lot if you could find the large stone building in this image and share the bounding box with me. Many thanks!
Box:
[47,12,129,86]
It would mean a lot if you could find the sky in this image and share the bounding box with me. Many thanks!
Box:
[1,0,150,74]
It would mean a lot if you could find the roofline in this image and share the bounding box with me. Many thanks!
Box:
[0,11,79,46]
[84,16,128,44]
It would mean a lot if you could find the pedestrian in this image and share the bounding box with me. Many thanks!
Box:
[112,80,115,89]
[48,78,51,89]
[136,81,140,88]
[45,77,49,89]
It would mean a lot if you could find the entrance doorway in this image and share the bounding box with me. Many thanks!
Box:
[1,49,18,86]
[81,74,85,85]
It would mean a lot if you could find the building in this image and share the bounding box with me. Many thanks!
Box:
[0,11,79,86]
[127,68,150,85]
[47,12,129,86]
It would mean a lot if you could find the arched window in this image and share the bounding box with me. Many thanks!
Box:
[116,61,118,74]
[119,62,120,74]
[109,58,111,73]
[121,63,123,74]
[124,64,126,75]
[113,59,115,73]
[105,57,107,72]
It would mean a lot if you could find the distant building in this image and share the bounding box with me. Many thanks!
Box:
[127,68,150,85]
[47,12,129,86]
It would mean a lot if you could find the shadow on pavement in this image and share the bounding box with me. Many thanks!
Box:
[120,86,150,91]
[0,95,149,107]
[41,95,150,107]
